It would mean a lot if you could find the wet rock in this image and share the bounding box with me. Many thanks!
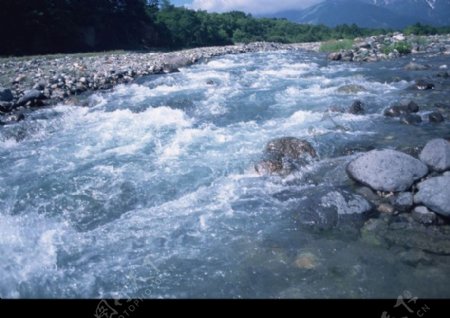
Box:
[0,87,14,102]
[348,100,365,115]
[346,149,429,192]
[384,100,419,117]
[414,79,435,90]
[17,89,46,106]
[255,137,317,175]
[32,80,46,91]
[0,113,25,125]
[419,138,450,172]
[428,111,444,123]
[328,52,342,61]
[337,84,367,94]
[436,71,449,78]
[294,252,318,269]
[415,175,450,217]
[399,249,432,266]
[392,192,413,212]
[400,113,422,125]
[206,79,216,85]
[412,206,437,225]
[377,203,395,214]
[292,187,373,230]
[404,62,430,71]
[0,101,14,113]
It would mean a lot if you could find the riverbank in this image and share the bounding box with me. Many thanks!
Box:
[0,42,320,125]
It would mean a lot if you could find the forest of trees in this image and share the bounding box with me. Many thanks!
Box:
[1,0,449,56]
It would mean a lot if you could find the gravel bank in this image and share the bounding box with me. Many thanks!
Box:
[0,42,319,125]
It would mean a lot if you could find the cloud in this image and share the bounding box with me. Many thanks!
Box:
[191,0,324,14]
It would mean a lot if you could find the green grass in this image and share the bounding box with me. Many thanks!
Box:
[319,39,354,52]
[382,40,412,55]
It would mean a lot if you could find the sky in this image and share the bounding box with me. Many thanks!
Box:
[169,0,323,14]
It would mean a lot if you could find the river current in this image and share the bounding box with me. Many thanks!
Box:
[1,50,450,298]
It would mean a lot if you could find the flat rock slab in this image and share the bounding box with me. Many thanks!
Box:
[415,175,450,217]
[346,149,428,192]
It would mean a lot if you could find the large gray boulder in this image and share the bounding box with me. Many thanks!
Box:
[346,149,428,192]
[419,138,450,172]
[0,87,13,102]
[414,175,450,217]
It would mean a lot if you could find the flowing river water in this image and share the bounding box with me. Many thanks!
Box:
[1,50,450,298]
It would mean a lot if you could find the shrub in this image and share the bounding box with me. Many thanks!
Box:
[319,39,354,52]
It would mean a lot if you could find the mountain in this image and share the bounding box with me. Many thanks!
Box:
[269,0,450,29]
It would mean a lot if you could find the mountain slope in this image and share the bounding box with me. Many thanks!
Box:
[269,0,450,29]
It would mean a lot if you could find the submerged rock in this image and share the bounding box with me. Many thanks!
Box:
[255,137,317,175]
[412,206,437,225]
[400,114,422,125]
[404,62,430,71]
[290,187,373,230]
[384,100,419,117]
[348,100,365,115]
[428,111,444,123]
[346,149,428,192]
[419,138,450,172]
[328,52,342,61]
[415,175,450,217]
[337,84,367,94]
[414,79,435,90]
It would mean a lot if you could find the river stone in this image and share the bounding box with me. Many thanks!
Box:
[414,175,450,217]
[255,137,317,175]
[17,89,45,106]
[404,62,430,71]
[337,84,367,94]
[292,187,373,230]
[0,87,14,102]
[346,149,429,192]
[384,101,419,117]
[400,114,422,125]
[392,192,413,212]
[412,206,437,225]
[328,52,342,61]
[419,138,450,172]
[428,111,444,123]
[414,79,434,90]
[348,100,365,115]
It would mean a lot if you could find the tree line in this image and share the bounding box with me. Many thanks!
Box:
[0,0,449,56]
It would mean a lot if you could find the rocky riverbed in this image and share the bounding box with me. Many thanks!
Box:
[328,33,450,62]
[0,42,319,125]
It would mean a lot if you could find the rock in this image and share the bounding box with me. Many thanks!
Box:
[412,206,437,225]
[392,192,413,212]
[255,137,317,175]
[399,249,432,266]
[404,62,430,71]
[419,138,450,172]
[400,114,422,125]
[428,111,444,123]
[0,113,25,125]
[0,87,14,102]
[206,80,216,85]
[415,175,450,217]
[328,52,342,61]
[341,51,354,62]
[17,89,46,106]
[348,100,365,115]
[436,71,449,78]
[0,101,14,113]
[290,187,373,230]
[337,84,367,94]
[384,100,419,117]
[346,149,429,192]
[294,252,318,269]
[414,79,434,90]
[377,203,395,214]
[32,80,46,91]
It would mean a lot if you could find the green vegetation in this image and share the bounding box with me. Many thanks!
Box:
[404,23,450,36]
[0,1,449,56]
[382,40,412,55]
[319,39,354,52]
